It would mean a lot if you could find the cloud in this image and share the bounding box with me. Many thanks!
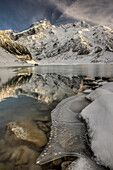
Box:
[0,0,113,30]
[54,0,113,28]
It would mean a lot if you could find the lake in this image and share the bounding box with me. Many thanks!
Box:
[0,64,112,170]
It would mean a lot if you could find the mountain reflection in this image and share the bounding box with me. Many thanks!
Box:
[0,72,32,101]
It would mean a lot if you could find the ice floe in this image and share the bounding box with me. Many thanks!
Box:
[37,94,90,164]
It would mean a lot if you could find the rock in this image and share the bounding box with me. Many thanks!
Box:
[0,151,11,162]
[33,116,50,122]
[3,145,40,168]
[83,89,93,94]
[108,78,113,82]
[95,77,101,80]
[13,165,29,170]
[5,120,47,149]
[29,164,42,170]
[52,158,62,166]
[15,152,28,165]
[37,121,49,132]
[95,46,102,53]
[102,77,111,81]
[61,161,72,170]
[0,163,5,170]
[84,78,95,82]
[0,139,5,150]
[0,30,32,62]
[0,163,10,170]
[46,122,52,127]
[0,163,13,170]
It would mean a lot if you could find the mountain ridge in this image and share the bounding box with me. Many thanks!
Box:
[1,19,113,65]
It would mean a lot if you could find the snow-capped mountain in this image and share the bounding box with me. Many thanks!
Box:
[6,19,113,64]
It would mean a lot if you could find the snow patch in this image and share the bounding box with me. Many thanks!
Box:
[67,157,105,170]
[86,88,113,101]
[81,94,113,169]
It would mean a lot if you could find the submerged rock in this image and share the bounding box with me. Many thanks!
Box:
[37,94,90,165]
[5,120,47,149]
[0,145,41,170]
[61,161,73,170]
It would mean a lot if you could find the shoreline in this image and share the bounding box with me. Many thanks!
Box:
[0,62,113,68]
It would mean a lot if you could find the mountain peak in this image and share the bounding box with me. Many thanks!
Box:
[30,19,51,28]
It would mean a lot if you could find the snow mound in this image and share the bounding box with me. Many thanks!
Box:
[67,157,105,170]
[81,94,113,169]
[101,82,113,92]
[86,88,113,101]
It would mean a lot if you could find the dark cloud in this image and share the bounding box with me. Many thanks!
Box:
[0,0,113,31]
[58,0,113,28]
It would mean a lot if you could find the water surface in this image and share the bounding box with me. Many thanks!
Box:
[0,64,112,170]
[0,64,113,126]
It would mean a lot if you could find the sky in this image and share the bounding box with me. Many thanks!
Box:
[0,0,113,31]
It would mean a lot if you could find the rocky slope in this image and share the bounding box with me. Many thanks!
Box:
[0,30,32,62]
[0,47,30,67]
[7,19,113,64]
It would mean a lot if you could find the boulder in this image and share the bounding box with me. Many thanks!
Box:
[5,120,47,150]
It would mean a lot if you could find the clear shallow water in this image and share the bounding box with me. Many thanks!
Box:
[0,64,112,170]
